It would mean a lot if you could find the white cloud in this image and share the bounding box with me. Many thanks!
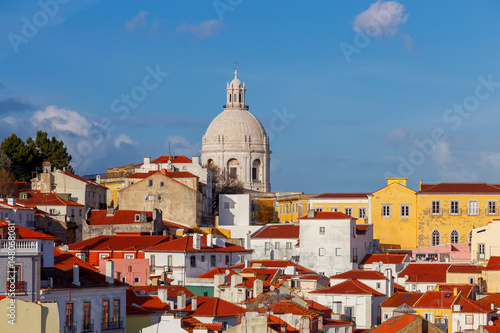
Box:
[177,19,222,39]
[32,105,92,136]
[353,0,409,37]
[114,134,136,148]
[165,135,200,157]
[125,11,148,34]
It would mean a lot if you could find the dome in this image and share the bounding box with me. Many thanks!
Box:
[229,77,242,88]
[203,109,268,147]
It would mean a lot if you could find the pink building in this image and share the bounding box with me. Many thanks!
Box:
[411,243,470,263]
[99,258,150,286]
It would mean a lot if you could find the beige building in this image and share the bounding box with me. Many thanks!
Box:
[119,172,203,227]
[0,297,59,333]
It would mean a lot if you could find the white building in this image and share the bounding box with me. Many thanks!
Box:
[218,194,262,239]
[143,234,252,285]
[358,253,410,279]
[250,223,300,261]
[0,197,35,229]
[201,67,271,192]
[471,219,500,264]
[299,211,373,277]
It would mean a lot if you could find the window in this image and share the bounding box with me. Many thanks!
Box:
[134,277,140,283]
[83,301,91,331]
[423,312,433,322]
[102,300,110,329]
[252,168,257,181]
[65,303,73,330]
[449,200,460,215]
[315,207,324,212]
[134,214,140,222]
[200,255,205,262]
[358,207,367,219]
[113,299,120,326]
[79,209,82,217]
[330,207,339,212]
[124,254,134,259]
[319,227,325,235]
[465,315,474,325]
[150,255,155,270]
[20,193,27,199]
[376,282,381,289]
[431,201,441,215]
[431,229,441,246]
[319,248,325,256]
[400,204,410,217]
[229,167,237,179]
[291,278,301,289]
[286,242,292,250]
[190,256,196,267]
[225,255,230,265]
[274,242,280,250]
[99,253,109,260]
[450,229,459,244]
[382,204,391,217]
[468,277,475,284]
[335,248,342,256]
[71,209,74,216]
[160,181,165,187]
[210,255,216,267]
[479,243,485,259]
[468,200,479,215]
[344,207,353,217]
[148,179,153,187]
[49,209,56,214]
[76,253,86,261]
[488,200,497,215]
[384,313,389,321]
[265,242,270,254]
[122,277,126,283]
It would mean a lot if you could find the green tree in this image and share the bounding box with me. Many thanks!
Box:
[0,149,11,170]
[0,134,41,180]
[0,168,17,198]
[209,165,244,214]
[31,131,73,172]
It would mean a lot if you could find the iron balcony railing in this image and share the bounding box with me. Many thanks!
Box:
[102,318,124,331]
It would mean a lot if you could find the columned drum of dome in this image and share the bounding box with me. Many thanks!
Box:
[201,68,271,192]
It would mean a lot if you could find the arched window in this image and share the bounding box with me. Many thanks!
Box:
[252,159,261,182]
[431,229,441,246]
[227,159,239,179]
[450,229,459,244]
[229,94,231,102]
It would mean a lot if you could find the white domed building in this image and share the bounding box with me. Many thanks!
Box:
[201,68,271,192]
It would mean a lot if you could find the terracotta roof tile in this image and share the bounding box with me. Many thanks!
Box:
[454,295,496,313]
[418,182,500,194]
[230,260,316,274]
[482,326,500,333]
[311,279,385,296]
[67,234,172,251]
[398,263,451,283]
[17,191,84,207]
[182,296,247,317]
[448,264,483,274]
[436,284,474,297]
[87,210,154,225]
[197,268,236,279]
[268,314,300,332]
[131,285,194,298]
[476,293,500,308]
[413,291,459,309]
[356,224,372,235]
[266,300,319,317]
[323,318,354,327]
[145,235,250,253]
[126,288,171,313]
[151,155,192,164]
[251,224,300,239]
[370,313,418,333]
[0,220,57,240]
[485,257,500,271]
[380,292,423,308]
[312,193,370,199]
[330,270,387,280]
[360,254,408,265]
[54,247,99,271]
[301,211,353,220]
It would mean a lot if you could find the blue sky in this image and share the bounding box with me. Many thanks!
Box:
[1,0,500,193]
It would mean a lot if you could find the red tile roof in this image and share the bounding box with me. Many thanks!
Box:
[0,220,57,240]
[0,201,34,210]
[268,314,300,332]
[485,257,500,271]
[448,264,484,274]
[182,296,247,317]
[476,293,500,308]
[17,191,84,206]
[311,279,385,296]
[370,313,418,333]
[360,254,408,265]
[151,155,192,164]
[482,326,500,333]
[87,210,153,225]
[418,183,500,194]
[280,274,326,281]
[330,270,387,280]
[453,295,496,313]
[266,300,319,317]
[356,224,372,235]
[145,235,250,253]
[398,263,451,283]
[394,283,407,292]
[126,288,171,313]
[67,234,172,251]
[163,220,190,229]
[197,268,237,279]
[306,300,334,316]
[301,211,353,220]
[240,268,280,283]
[230,260,316,274]
[380,292,423,308]
[323,318,354,327]
[436,284,474,297]
[413,291,459,309]
[54,247,99,271]
[127,170,197,179]
[131,285,194,298]
[60,170,107,189]
[312,193,370,199]
[251,224,300,239]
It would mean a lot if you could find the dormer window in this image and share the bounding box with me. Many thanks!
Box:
[134,214,140,222]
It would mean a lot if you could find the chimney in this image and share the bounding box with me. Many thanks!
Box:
[43,162,51,173]
[284,265,296,276]
[144,157,151,165]
[207,234,213,248]
[191,296,197,310]
[72,265,80,287]
[192,156,200,165]
[106,260,114,284]
[214,274,227,298]
[453,304,461,312]
[158,288,168,302]
[385,268,394,298]
[453,287,458,296]
[245,232,251,250]
[7,197,16,206]
[193,234,201,250]
[231,274,243,287]
[253,279,263,298]
[491,303,496,310]
[307,209,316,218]
[177,292,186,310]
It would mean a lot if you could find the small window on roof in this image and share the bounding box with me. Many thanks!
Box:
[404,294,410,298]
[445,293,451,297]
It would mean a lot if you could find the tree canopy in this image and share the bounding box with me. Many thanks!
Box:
[209,165,244,214]
[0,131,73,181]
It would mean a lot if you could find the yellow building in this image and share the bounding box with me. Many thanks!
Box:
[276,194,316,222]
[99,162,141,206]
[309,192,370,224]
[416,182,500,248]
[371,178,418,249]
[0,297,59,333]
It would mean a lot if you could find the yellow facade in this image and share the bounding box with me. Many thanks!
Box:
[416,193,499,248]
[371,179,418,249]
[104,180,124,207]
[277,194,315,222]
[0,297,59,333]
[309,196,369,224]
[412,307,453,332]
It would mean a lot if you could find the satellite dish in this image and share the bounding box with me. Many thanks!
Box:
[61,245,69,251]
[139,290,146,295]
[473,259,477,264]
[270,286,275,291]
[489,321,494,326]
[379,261,384,266]
[404,275,409,281]
[225,269,231,275]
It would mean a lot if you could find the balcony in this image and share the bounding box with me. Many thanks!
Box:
[102,318,124,331]
[0,240,41,254]
[82,322,94,332]
[63,324,76,333]
[6,281,25,294]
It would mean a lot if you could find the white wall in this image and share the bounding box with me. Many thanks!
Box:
[0,204,35,229]
[219,195,251,227]
[251,237,299,261]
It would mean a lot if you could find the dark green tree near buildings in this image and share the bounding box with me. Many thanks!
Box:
[0,131,73,181]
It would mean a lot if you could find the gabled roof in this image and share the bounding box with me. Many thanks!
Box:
[482,326,500,333]
[265,300,319,317]
[0,220,57,240]
[360,254,408,265]
[330,270,387,280]
[280,274,327,281]
[436,284,474,297]
[380,292,423,308]
[17,191,84,207]
[197,268,237,279]
[67,234,172,251]
[356,224,372,235]
[251,224,300,239]
[398,263,451,283]
[312,193,370,199]
[447,264,483,274]
[0,201,34,210]
[54,247,99,271]
[126,288,171,314]
[310,279,385,296]
[306,299,333,316]
[59,170,107,189]
[370,314,419,333]
[485,256,500,271]
[453,295,496,314]
[144,235,250,253]
[300,211,353,220]
[131,285,195,298]
[413,291,459,309]
[182,296,247,317]
[476,293,500,308]
[418,182,500,194]
[323,318,354,327]
[268,314,300,332]
[230,260,316,274]
[87,210,153,225]
[152,155,192,164]
[393,303,417,314]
